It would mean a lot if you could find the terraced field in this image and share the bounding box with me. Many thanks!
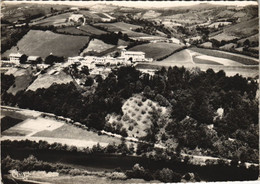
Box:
[3,30,91,59]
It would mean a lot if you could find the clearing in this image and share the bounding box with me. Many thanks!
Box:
[3,30,90,59]
[128,43,184,60]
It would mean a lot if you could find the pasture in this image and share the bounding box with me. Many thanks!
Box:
[128,42,183,60]
[3,30,91,58]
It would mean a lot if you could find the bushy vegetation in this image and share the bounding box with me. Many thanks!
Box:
[1,66,258,163]
[2,155,71,174]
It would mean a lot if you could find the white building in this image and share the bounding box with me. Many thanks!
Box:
[68,14,86,25]
[9,53,22,64]
[120,49,145,62]
[27,56,42,64]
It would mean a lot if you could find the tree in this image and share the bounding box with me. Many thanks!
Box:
[19,54,28,64]
[158,168,182,182]
[84,76,94,86]
[243,39,250,46]
[45,55,64,65]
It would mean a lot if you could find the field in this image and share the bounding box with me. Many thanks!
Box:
[1,107,122,148]
[210,18,259,40]
[56,27,89,35]
[2,30,91,59]
[26,70,73,91]
[79,25,107,35]
[80,38,115,55]
[28,175,158,184]
[93,22,150,37]
[1,116,23,132]
[128,43,183,60]
[5,68,36,95]
[30,12,73,26]
[237,33,259,44]
[210,32,239,42]
[159,49,194,65]
[189,47,259,65]
[193,57,222,65]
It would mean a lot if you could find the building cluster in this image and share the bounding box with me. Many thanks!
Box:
[68,12,116,25]
[68,49,153,66]
[8,53,42,64]
[7,49,152,68]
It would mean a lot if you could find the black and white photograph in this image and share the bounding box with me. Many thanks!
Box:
[0,0,259,183]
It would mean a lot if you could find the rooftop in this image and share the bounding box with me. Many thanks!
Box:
[9,53,22,57]
[28,56,40,60]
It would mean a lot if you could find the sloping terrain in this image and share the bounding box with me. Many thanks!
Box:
[80,38,115,55]
[26,70,73,91]
[3,30,90,59]
[210,18,259,40]
[128,43,183,60]
[6,67,37,95]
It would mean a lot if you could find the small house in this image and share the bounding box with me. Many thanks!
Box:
[27,56,42,64]
[9,53,22,64]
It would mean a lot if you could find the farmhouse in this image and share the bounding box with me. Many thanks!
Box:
[27,56,42,64]
[168,37,181,44]
[9,53,22,64]
[68,14,86,25]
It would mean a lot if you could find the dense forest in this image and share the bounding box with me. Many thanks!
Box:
[1,66,259,163]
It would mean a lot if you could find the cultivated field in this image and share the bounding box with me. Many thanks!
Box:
[79,25,107,35]
[3,30,91,59]
[128,43,183,60]
[1,107,122,148]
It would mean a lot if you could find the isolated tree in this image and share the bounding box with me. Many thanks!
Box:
[19,54,28,64]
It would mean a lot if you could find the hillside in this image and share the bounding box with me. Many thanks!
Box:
[128,43,184,60]
[3,30,91,59]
